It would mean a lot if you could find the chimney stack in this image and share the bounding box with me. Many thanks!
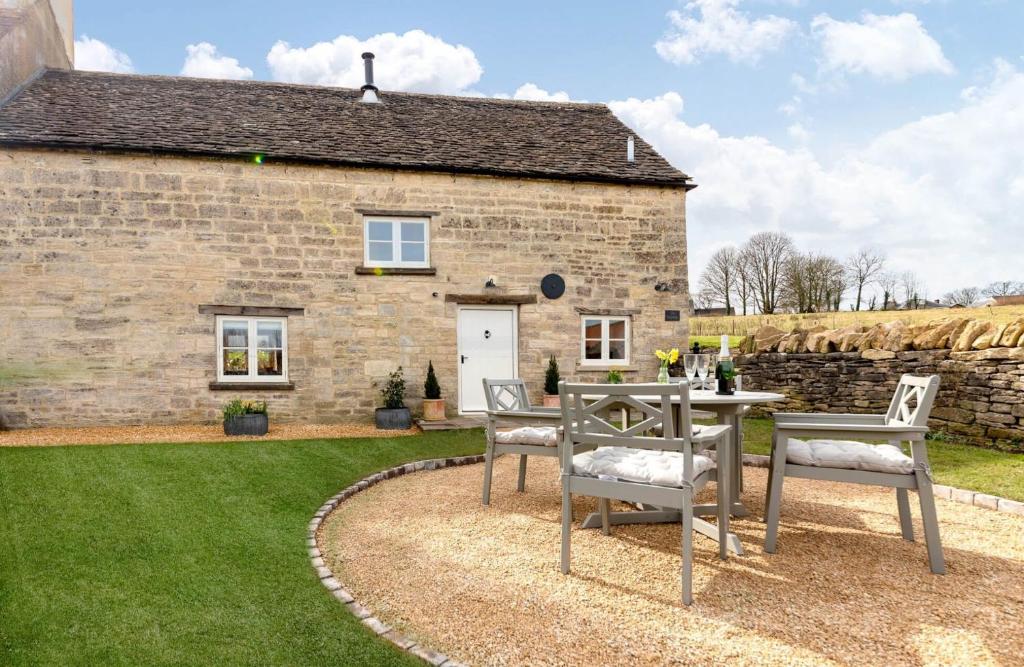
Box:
[0,0,74,103]
[360,52,379,103]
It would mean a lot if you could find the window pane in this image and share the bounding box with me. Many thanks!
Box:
[608,319,626,340]
[367,221,392,241]
[608,340,626,360]
[257,349,283,376]
[400,221,425,242]
[368,241,393,262]
[585,340,602,359]
[222,321,248,348]
[400,242,425,263]
[223,349,248,375]
[584,319,602,340]
[256,321,282,348]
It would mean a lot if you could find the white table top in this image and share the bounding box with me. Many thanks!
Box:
[580,389,785,405]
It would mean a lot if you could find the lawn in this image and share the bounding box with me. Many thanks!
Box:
[0,430,483,666]
[2,424,1021,665]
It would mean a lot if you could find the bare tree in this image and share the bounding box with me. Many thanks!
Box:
[784,253,845,313]
[733,253,753,316]
[698,246,739,313]
[944,286,981,307]
[846,247,885,311]
[900,271,920,309]
[691,290,715,310]
[878,272,899,310]
[740,231,794,314]
[981,280,1024,297]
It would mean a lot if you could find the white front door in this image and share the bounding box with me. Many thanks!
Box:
[457,306,518,413]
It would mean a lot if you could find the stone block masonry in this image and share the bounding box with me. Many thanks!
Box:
[738,347,1024,452]
[0,148,688,427]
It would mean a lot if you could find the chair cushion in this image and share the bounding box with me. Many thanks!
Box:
[786,438,914,475]
[572,446,715,488]
[495,426,559,447]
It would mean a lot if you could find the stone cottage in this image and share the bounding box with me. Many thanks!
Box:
[0,0,693,428]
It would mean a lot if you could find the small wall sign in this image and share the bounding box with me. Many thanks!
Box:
[664,309,681,321]
[540,273,566,300]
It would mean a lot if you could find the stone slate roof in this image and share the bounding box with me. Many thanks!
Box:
[0,69,691,187]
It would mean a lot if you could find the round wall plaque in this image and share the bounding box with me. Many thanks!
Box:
[541,273,565,300]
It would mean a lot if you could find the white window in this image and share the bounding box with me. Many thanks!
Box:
[363,217,430,268]
[580,316,630,365]
[216,316,288,382]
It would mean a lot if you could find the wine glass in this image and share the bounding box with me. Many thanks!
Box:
[695,354,710,391]
[683,354,698,388]
[707,355,718,391]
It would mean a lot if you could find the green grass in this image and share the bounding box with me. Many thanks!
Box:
[701,417,1024,501]
[688,335,746,350]
[2,424,1022,665]
[0,431,484,666]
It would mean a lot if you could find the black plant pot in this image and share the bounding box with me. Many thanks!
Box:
[375,407,412,430]
[223,413,269,436]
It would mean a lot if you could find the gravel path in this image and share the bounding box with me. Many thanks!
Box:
[0,423,417,447]
[322,455,1024,666]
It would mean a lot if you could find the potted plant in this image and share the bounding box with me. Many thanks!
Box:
[223,399,269,436]
[376,366,412,429]
[655,348,679,384]
[543,355,561,407]
[606,369,623,384]
[422,361,445,421]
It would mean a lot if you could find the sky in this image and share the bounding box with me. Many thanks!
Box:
[73,0,1024,302]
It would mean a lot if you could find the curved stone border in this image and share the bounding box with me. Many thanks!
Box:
[741,453,1024,515]
[309,452,1023,664]
[308,455,484,667]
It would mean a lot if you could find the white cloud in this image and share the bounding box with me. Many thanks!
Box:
[811,12,954,81]
[266,29,483,95]
[511,83,571,102]
[609,61,1024,297]
[74,36,133,73]
[180,42,253,80]
[787,122,811,143]
[654,0,797,65]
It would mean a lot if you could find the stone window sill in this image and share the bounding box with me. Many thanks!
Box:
[209,382,295,391]
[355,266,437,276]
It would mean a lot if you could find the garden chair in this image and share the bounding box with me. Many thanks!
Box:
[481,378,566,505]
[558,381,732,606]
[764,374,945,573]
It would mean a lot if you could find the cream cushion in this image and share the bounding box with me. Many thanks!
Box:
[786,438,914,475]
[495,426,559,447]
[573,446,715,488]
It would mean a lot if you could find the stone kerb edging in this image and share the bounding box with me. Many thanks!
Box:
[310,452,1024,665]
[308,455,484,667]
[741,454,1024,515]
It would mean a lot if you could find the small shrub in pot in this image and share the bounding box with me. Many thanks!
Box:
[223,399,269,436]
[376,367,412,429]
[543,355,561,408]
[421,361,446,421]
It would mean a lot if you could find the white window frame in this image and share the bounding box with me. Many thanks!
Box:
[579,316,631,366]
[362,216,430,268]
[215,316,289,383]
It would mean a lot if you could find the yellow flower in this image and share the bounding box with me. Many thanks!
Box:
[655,348,680,365]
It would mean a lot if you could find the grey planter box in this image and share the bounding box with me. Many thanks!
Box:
[375,407,412,430]
[223,413,269,436]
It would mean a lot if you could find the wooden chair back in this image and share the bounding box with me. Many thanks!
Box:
[482,378,532,413]
[884,374,940,428]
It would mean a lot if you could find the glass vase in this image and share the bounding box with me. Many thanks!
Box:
[657,365,670,384]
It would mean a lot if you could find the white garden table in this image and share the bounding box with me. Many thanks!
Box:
[578,389,785,555]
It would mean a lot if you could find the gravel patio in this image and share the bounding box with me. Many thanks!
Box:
[321,455,1024,666]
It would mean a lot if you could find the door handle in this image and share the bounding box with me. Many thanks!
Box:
[461,355,468,364]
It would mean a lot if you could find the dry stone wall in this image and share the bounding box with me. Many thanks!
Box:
[738,318,1024,451]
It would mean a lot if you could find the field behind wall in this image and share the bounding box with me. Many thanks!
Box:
[689,304,1024,338]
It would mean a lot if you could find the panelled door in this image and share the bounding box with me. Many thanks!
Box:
[457,306,518,413]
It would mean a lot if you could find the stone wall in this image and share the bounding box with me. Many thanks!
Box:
[0,148,689,427]
[738,347,1024,451]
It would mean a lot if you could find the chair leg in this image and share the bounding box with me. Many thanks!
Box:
[763,430,777,523]
[681,490,694,606]
[915,470,946,574]
[717,433,731,561]
[599,497,611,536]
[896,488,914,541]
[560,476,572,574]
[482,441,495,506]
[763,433,788,554]
[516,455,528,492]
